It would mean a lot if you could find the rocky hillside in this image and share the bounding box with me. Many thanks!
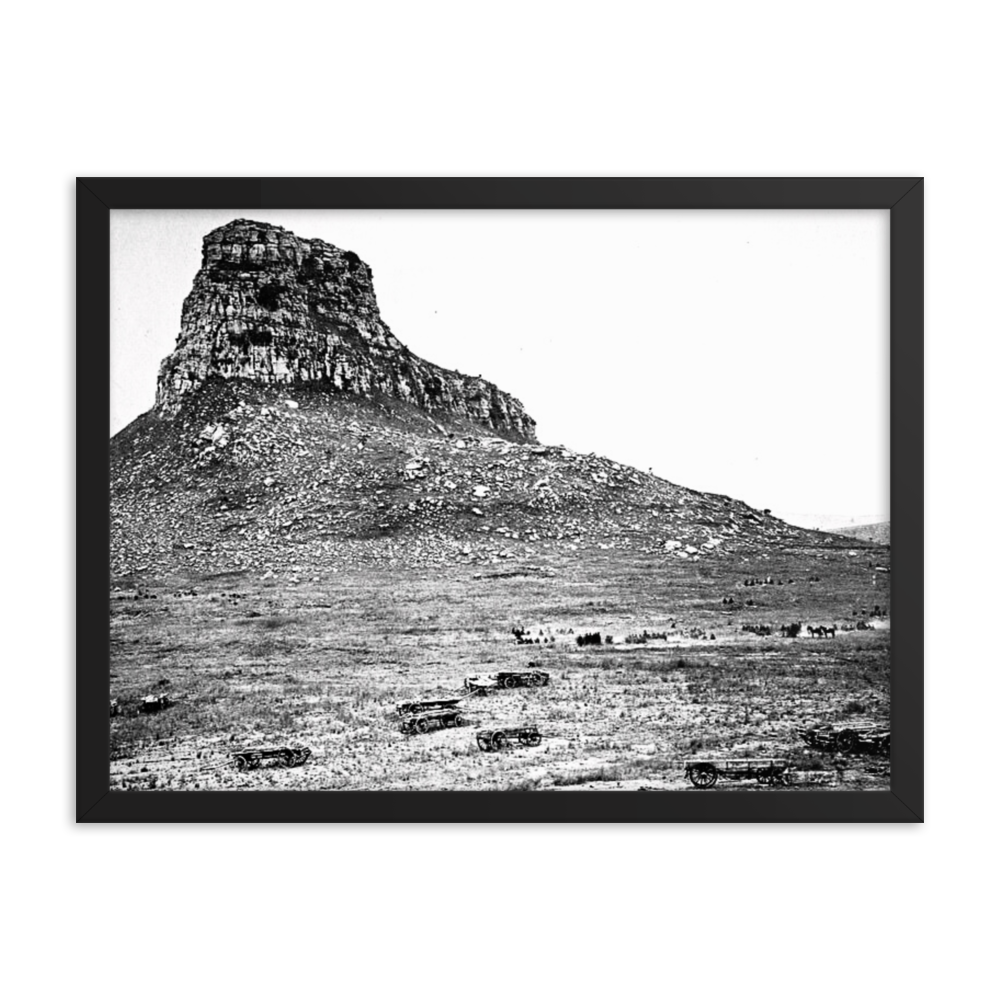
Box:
[156,219,535,441]
[110,378,831,576]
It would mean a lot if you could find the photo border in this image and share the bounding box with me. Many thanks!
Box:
[79,177,923,822]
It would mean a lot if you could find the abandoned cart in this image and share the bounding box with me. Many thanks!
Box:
[684,758,790,788]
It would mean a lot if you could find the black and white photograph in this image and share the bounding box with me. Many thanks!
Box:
[109,208,891,793]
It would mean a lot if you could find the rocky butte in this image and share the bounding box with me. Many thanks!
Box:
[111,219,832,576]
[155,219,535,441]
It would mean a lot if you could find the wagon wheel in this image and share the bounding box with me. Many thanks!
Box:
[235,755,249,771]
[491,732,510,751]
[689,765,718,789]
[755,771,771,785]
[503,676,518,689]
[283,750,297,767]
[453,714,463,728]
[527,732,542,747]
[836,730,858,753]
[416,718,431,734]
[476,734,491,751]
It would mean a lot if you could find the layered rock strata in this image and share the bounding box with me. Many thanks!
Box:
[155,219,536,441]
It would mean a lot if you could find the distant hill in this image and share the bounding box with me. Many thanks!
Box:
[832,521,890,545]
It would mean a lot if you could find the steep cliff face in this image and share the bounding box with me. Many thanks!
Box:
[155,219,536,441]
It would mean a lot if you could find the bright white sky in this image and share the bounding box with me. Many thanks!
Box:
[110,209,889,530]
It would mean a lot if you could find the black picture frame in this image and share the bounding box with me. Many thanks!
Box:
[80,177,923,822]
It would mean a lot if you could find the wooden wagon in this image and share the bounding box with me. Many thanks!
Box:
[395,697,463,716]
[465,671,550,693]
[797,724,890,755]
[400,707,465,735]
[684,758,790,789]
[233,745,311,770]
[475,725,543,751]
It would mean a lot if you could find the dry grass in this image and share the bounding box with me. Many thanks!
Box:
[109,543,891,791]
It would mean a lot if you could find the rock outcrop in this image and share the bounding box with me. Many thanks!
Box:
[155,219,536,442]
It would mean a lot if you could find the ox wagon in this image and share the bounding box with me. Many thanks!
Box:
[400,707,465,735]
[684,759,790,789]
[233,745,311,770]
[395,697,463,716]
[797,724,890,755]
[465,671,550,693]
[475,725,543,751]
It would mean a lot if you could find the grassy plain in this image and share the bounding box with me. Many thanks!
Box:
[109,544,891,791]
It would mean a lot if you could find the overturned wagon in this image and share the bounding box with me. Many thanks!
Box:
[400,707,465,735]
[797,724,890,755]
[476,725,543,751]
[233,745,311,770]
[465,671,550,693]
[685,759,790,789]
